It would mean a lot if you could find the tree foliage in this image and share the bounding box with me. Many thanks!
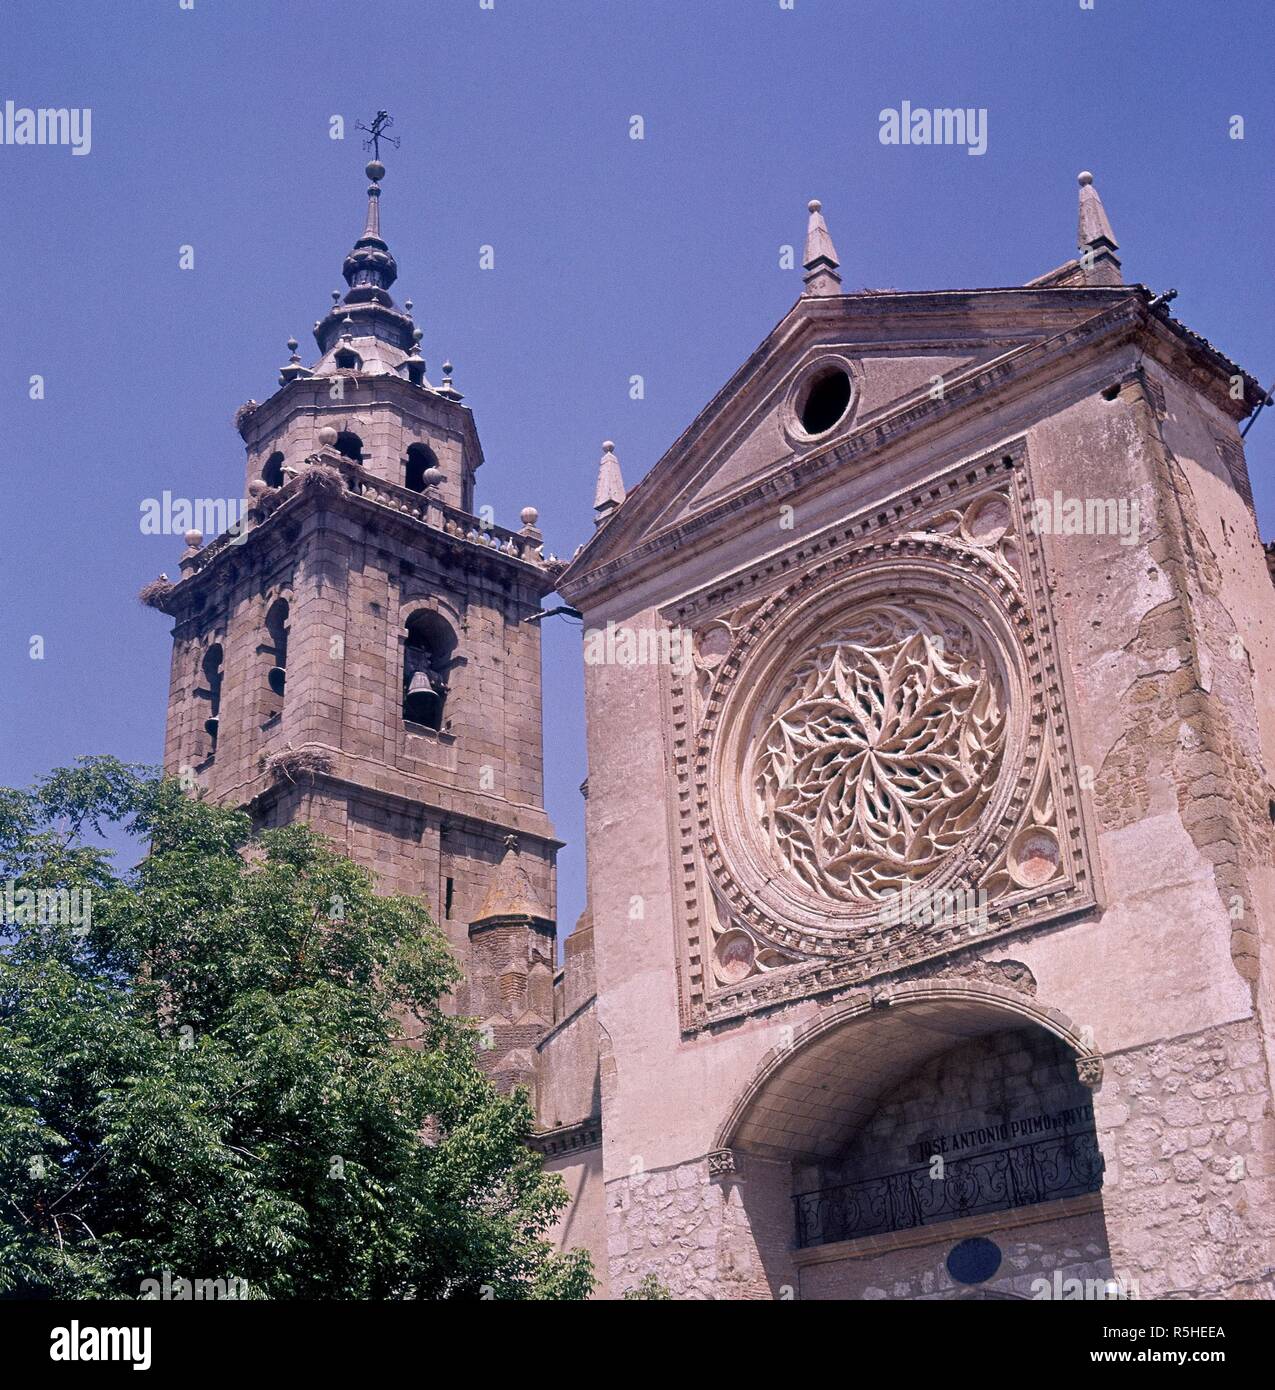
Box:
[622,1273,673,1300]
[0,758,593,1300]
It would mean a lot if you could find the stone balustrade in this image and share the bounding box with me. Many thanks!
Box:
[178,451,547,579]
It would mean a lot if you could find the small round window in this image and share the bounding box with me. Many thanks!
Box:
[797,366,853,436]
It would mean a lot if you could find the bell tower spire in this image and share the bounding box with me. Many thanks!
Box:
[342,110,399,302]
[340,157,397,299]
[313,114,413,357]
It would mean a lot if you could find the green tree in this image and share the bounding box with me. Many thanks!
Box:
[0,757,593,1300]
[622,1273,673,1300]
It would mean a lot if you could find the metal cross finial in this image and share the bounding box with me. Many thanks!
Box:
[357,110,399,162]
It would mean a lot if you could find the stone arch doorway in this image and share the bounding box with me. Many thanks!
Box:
[713,982,1116,1300]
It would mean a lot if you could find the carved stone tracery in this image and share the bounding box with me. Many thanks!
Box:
[751,604,1006,904]
[666,446,1098,1029]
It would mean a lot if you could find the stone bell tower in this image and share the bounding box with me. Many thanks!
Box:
[143,139,563,1074]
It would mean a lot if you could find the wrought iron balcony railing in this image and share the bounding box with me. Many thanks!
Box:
[792,1132,1104,1249]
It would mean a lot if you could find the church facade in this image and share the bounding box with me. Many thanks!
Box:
[148,157,1275,1300]
[556,177,1275,1300]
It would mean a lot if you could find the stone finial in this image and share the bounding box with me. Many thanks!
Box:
[436,359,463,402]
[519,505,543,553]
[403,327,427,384]
[1077,171,1122,287]
[179,529,204,576]
[363,166,384,242]
[593,440,626,526]
[802,198,842,296]
[279,335,309,386]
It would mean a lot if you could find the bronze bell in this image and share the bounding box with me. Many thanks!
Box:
[268,666,286,696]
[203,716,219,738]
[404,670,441,725]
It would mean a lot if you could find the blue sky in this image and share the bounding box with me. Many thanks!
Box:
[2,0,1271,938]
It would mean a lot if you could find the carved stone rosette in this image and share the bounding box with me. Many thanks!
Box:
[1075,1055,1104,1089]
[664,442,1098,1029]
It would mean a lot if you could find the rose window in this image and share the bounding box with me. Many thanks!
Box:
[749,605,1006,904]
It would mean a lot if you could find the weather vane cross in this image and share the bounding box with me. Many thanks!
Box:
[357,110,399,162]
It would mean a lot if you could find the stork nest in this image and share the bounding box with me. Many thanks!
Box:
[260,747,334,784]
[301,462,346,496]
[137,576,175,608]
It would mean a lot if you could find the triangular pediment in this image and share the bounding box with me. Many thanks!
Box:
[679,346,993,518]
[561,285,1137,599]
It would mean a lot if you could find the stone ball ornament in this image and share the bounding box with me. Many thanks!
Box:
[316,425,339,447]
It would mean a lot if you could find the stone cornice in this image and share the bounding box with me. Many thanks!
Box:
[238,749,563,851]
[528,1116,603,1157]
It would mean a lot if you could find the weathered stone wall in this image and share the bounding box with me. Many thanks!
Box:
[1093,1017,1274,1299]
[543,1145,609,1298]
[799,1203,1113,1300]
[606,1154,795,1300]
[536,997,601,1132]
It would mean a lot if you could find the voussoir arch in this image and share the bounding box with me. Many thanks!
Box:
[714,979,1098,1162]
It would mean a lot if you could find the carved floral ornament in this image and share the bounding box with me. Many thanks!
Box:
[670,467,1094,1016]
[751,602,1006,905]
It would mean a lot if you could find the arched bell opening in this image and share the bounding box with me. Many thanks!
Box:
[261,598,290,718]
[195,643,224,760]
[261,451,285,489]
[402,609,457,732]
[334,430,364,464]
[404,442,439,494]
